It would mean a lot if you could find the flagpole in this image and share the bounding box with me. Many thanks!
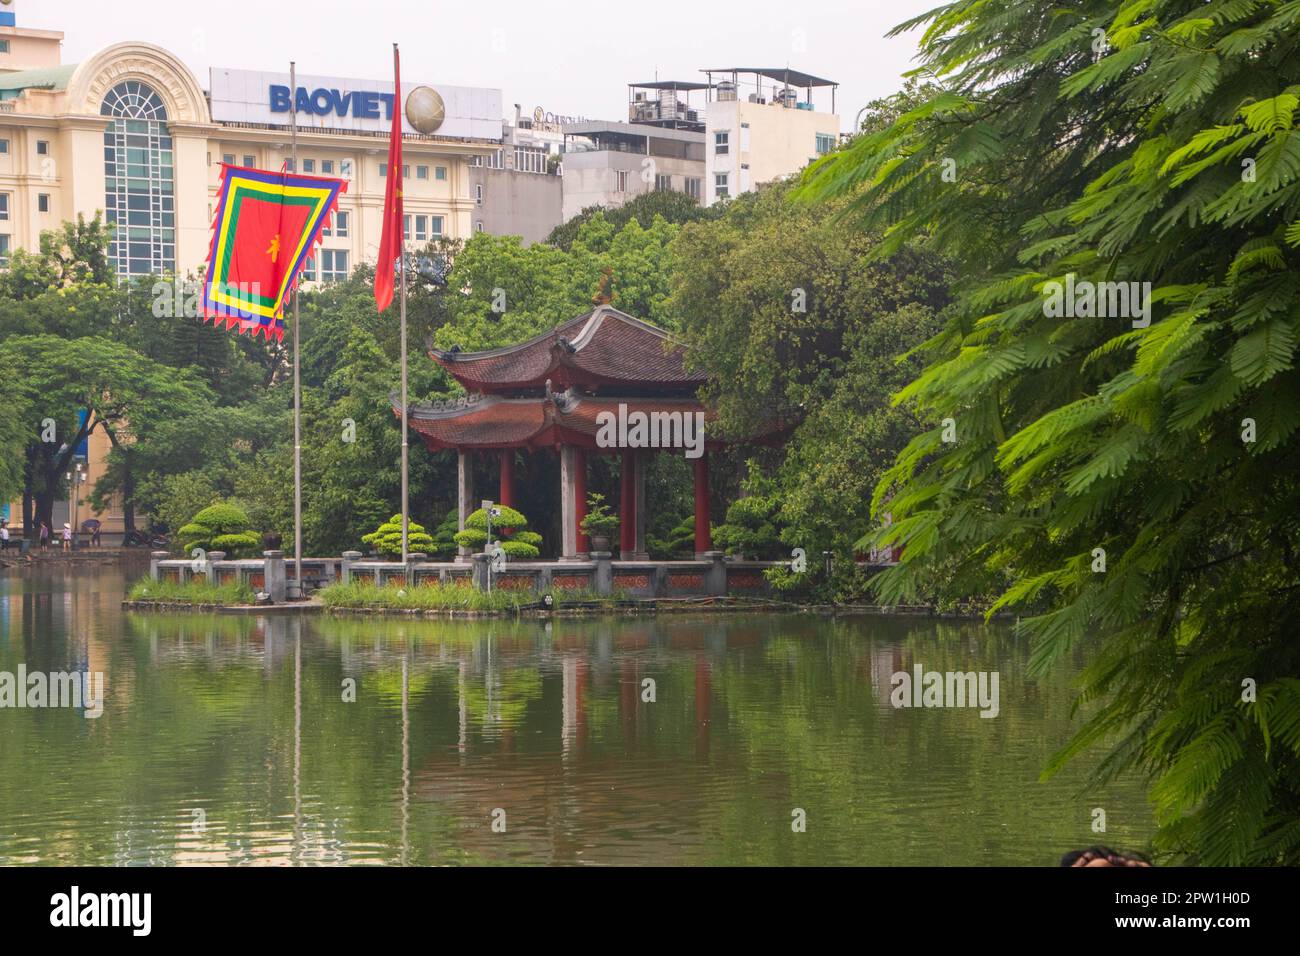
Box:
[397,43,409,567]
[290,59,303,599]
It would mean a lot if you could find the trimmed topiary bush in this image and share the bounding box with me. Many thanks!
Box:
[649,513,696,559]
[454,527,488,549]
[463,504,529,532]
[362,514,436,557]
[500,539,540,558]
[430,509,460,558]
[453,505,542,557]
[713,494,783,559]
[176,502,261,558]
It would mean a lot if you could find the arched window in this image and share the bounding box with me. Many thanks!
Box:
[102,81,174,277]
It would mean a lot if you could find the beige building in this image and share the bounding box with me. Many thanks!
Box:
[702,67,840,205]
[0,19,502,540]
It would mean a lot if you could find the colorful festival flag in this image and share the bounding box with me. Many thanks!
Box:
[374,46,404,312]
[200,164,346,340]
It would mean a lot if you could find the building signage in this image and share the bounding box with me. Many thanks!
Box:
[269,85,396,120]
[210,68,502,140]
[532,106,587,131]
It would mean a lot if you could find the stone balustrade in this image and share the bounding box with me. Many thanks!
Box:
[152,549,788,602]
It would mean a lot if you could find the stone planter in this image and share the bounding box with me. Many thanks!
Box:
[589,533,612,553]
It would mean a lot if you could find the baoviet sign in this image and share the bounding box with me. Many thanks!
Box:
[209,68,502,140]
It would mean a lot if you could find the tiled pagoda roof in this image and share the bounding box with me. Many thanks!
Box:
[430,306,708,393]
[397,389,784,452]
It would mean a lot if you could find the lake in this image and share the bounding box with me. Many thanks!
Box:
[0,563,1154,865]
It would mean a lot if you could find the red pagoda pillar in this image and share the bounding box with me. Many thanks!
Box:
[574,448,589,556]
[693,451,711,556]
[620,449,636,559]
[498,449,515,508]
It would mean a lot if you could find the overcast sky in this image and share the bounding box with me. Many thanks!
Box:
[41,0,938,131]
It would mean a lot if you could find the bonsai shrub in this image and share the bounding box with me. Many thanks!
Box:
[713,494,783,559]
[648,513,696,559]
[454,505,541,558]
[580,493,619,541]
[176,502,261,557]
[430,509,460,558]
[362,515,436,557]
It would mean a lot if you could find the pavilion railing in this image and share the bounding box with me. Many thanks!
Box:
[149,550,791,602]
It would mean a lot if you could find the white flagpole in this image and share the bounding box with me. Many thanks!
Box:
[398,43,409,566]
[291,60,303,598]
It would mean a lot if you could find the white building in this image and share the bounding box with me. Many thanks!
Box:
[701,67,840,205]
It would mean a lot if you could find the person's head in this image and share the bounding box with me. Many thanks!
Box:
[1060,846,1152,867]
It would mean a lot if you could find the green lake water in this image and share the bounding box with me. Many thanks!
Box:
[0,564,1155,865]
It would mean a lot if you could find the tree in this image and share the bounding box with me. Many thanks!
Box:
[668,180,950,589]
[545,188,721,250]
[0,334,213,537]
[800,0,1300,864]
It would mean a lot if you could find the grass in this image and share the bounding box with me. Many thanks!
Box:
[127,577,256,606]
[317,580,622,612]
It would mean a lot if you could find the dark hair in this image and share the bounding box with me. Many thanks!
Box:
[1060,845,1152,867]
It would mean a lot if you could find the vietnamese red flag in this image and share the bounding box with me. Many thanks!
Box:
[374,45,403,312]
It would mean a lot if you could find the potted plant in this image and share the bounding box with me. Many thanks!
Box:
[580,493,619,553]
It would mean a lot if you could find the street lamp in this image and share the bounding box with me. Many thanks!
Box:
[64,462,87,551]
[482,499,501,594]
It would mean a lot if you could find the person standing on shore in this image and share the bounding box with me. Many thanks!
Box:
[39,522,50,550]
[61,522,72,552]
[1,520,10,552]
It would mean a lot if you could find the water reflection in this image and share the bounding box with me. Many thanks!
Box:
[0,566,1154,865]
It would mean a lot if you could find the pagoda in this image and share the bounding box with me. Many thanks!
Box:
[399,305,769,561]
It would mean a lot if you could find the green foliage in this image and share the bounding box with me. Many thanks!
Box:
[320,580,532,612]
[545,189,722,250]
[454,505,541,555]
[713,486,784,559]
[799,0,1300,864]
[127,576,255,606]
[499,540,540,558]
[138,471,221,535]
[668,177,950,580]
[430,509,460,558]
[649,513,696,559]
[318,580,625,612]
[177,502,260,557]
[361,515,436,557]
[431,214,681,355]
[580,492,619,537]
[464,504,528,530]
[454,528,488,549]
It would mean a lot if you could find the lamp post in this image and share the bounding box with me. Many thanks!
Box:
[65,462,86,551]
[482,500,501,594]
